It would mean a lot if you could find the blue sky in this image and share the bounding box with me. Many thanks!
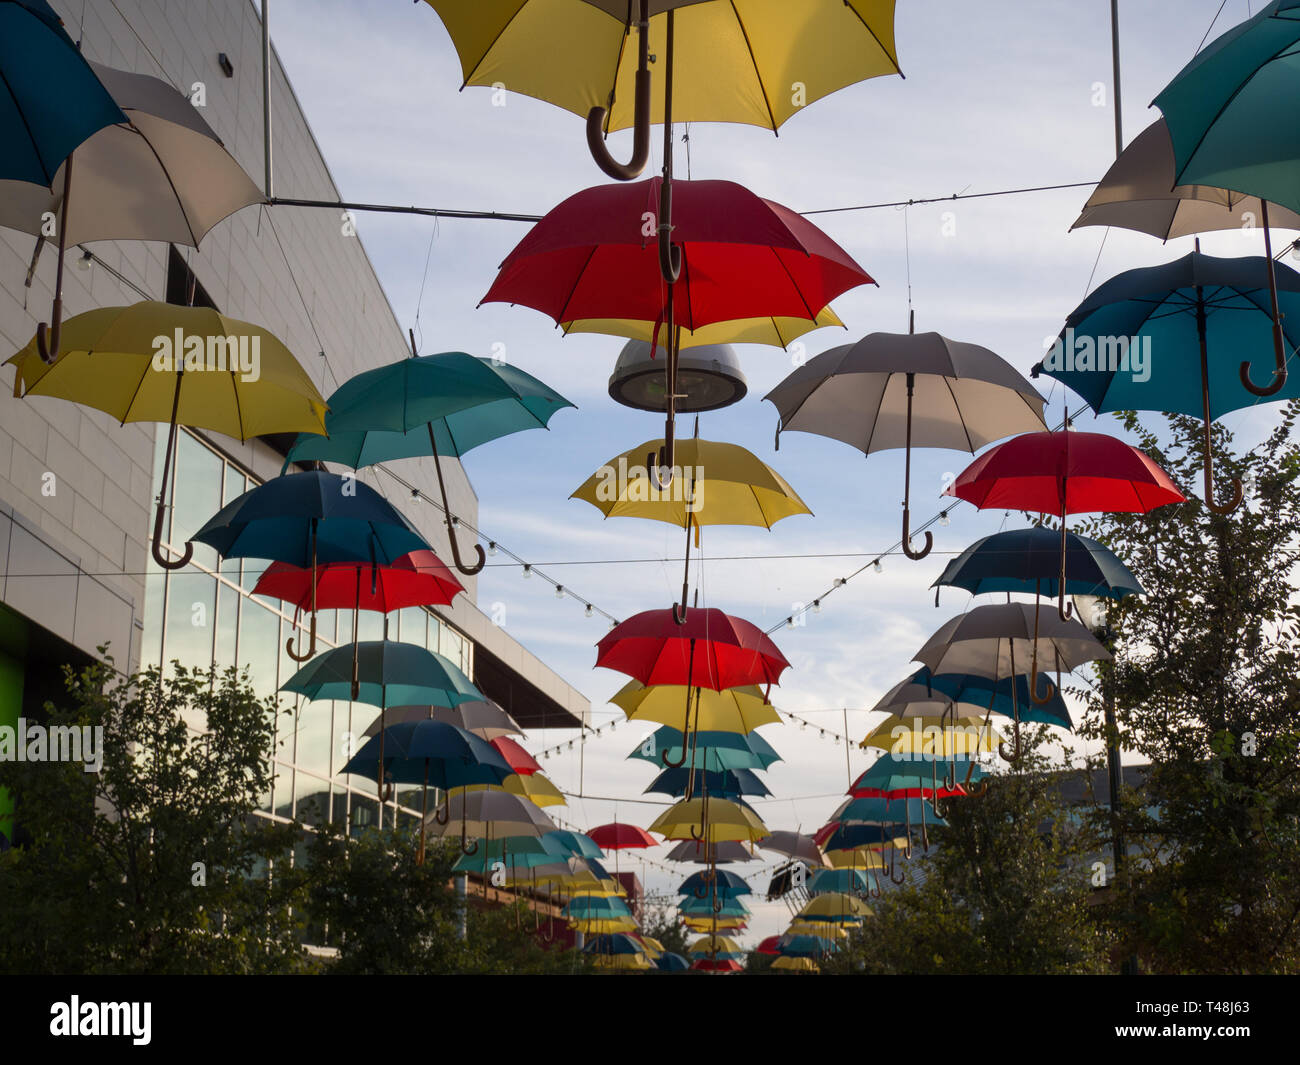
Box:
[266,0,1276,943]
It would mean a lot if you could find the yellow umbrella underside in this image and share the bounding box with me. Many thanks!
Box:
[561,306,845,350]
[798,893,872,920]
[825,848,888,871]
[573,436,810,530]
[772,956,819,973]
[454,771,567,807]
[688,934,742,955]
[591,952,652,971]
[649,797,769,843]
[786,921,850,940]
[861,715,999,756]
[612,680,780,734]
[420,1,901,133]
[8,301,328,439]
[684,915,746,932]
[569,916,639,934]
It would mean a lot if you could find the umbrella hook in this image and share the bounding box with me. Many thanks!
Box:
[151,373,196,571]
[434,793,451,826]
[585,0,651,181]
[998,725,1025,764]
[889,851,906,886]
[1196,283,1245,514]
[35,155,74,365]
[1030,592,1057,704]
[901,373,933,561]
[285,525,321,661]
[1055,504,1074,621]
[662,639,694,768]
[1240,201,1289,397]
[429,443,486,575]
[460,819,478,856]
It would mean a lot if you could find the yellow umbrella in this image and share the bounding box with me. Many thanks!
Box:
[569,915,639,935]
[825,848,887,871]
[798,893,872,921]
[561,307,845,350]
[688,934,741,956]
[684,914,746,932]
[592,952,653,971]
[7,301,327,570]
[649,797,768,843]
[454,771,566,807]
[771,956,819,973]
[786,920,851,939]
[612,680,779,735]
[861,714,999,756]
[639,936,665,959]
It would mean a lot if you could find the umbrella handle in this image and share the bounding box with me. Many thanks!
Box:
[434,796,450,826]
[1242,203,1289,397]
[35,312,62,366]
[1240,359,1286,397]
[661,744,687,769]
[584,2,651,181]
[998,722,1025,764]
[901,507,933,561]
[657,179,682,285]
[284,612,317,661]
[690,822,705,841]
[889,857,906,885]
[150,399,194,571]
[966,779,989,798]
[35,154,73,365]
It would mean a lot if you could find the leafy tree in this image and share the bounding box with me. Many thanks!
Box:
[0,657,305,974]
[640,892,690,957]
[1076,409,1300,974]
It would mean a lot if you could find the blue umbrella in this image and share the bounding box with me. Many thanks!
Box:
[828,796,949,830]
[778,933,835,958]
[678,869,751,899]
[821,823,908,853]
[808,869,870,896]
[644,767,771,799]
[654,951,690,972]
[932,527,1143,606]
[629,727,781,772]
[914,667,1072,730]
[1,1,125,185]
[283,351,574,575]
[192,471,430,663]
[544,829,605,860]
[583,933,643,956]
[1034,249,1300,512]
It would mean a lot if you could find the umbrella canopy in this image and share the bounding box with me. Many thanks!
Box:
[1071,117,1300,239]
[612,681,779,734]
[808,869,871,897]
[408,699,522,740]
[678,894,750,918]
[252,552,463,614]
[424,790,558,842]
[798,893,873,922]
[911,667,1073,730]
[489,737,541,776]
[932,527,1143,606]
[756,935,783,956]
[818,824,909,854]
[664,839,754,865]
[341,720,511,788]
[597,608,790,692]
[861,714,997,757]
[545,829,605,861]
[772,955,820,972]
[588,823,658,851]
[678,869,751,898]
[655,952,691,972]
[281,641,481,710]
[650,797,769,843]
[778,933,836,958]
[561,307,845,350]
[688,935,743,957]
[0,0,126,185]
[645,767,771,800]
[0,60,263,246]
[1154,0,1300,218]
[583,932,645,956]
[629,726,782,772]
[572,437,811,529]
[765,329,1046,559]
[499,772,566,807]
[756,831,830,868]
[849,757,982,799]
[418,1,900,134]
[828,795,949,828]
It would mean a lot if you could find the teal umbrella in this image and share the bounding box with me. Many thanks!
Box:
[628,726,781,772]
[1154,0,1300,395]
[284,350,574,575]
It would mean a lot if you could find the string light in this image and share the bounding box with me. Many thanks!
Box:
[410,488,420,502]
[450,515,459,527]
[522,564,532,578]
[873,559,882,573]
[487,540,497,555]
[585,604,594,617]
[939,511,950,527]
[813,599,822,613]
[555,584,565,598]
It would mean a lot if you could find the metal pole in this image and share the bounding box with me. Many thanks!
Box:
[455,872,468,941]
[1110,0,1123,158]
[262,0,273,199]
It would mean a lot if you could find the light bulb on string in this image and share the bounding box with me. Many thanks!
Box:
[873,559,882,573]
[488,541,498,556]
[522,564,532,579]
[555,584,565,599]
[939,511,950,527]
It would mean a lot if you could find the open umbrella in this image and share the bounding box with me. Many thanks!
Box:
[645,767,771,800]
[284,350,574,576]
[612,681,779,735]
[489,737,541,776]
[650,797,768,844]
[561,307,845,350]
[664,839,753,865]
[679,870,750,900]
[629,726,782,773]
[423,789,558,855]
[807,869,871,897]
[1034,249,1300,514]
[913,667,1073,730]
[405,699,522,741]
[765,326,1046,559]
[8,303,328,569]
[756,831,830,869]
[588,822,658,852]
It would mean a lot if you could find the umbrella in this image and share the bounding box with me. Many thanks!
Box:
[688,935,743,959]
[8,302,328,569]
[489,737,541,776]
[664,840,754,865]
[384,699,522,741]
[861,714,997,758]
[253,550,463,688]
[588,823,658,851]
[778,933,836,958]
[932,527,1143,607]
[424,789,558,855]
[650,797,768,844]
[611,680,779,734]
[545,829,605,861]
[1154,0,1300,391]
[911,667,1073,730]
[798,893,872,922]
[756,935,783,956]
[655,952,690,972]
[756,831,830,868]
[0,1,125,185]
[913,603,1109,759]
[827,795,948,829]
[645,767,771,800]
[561,307,845,350]
[498,772,566,807]
[483,176,874,477]
[583,932,645,957]
[1034,249,1300,514]
[807,869,871,897]
[850,757,980,799]
[629,727,782,773]
[340,719,509,859]
[678,869,751,900]
[765,327,1046,559]
[819,824,909,855]
[284,350,574,576]
[945,429,1184,619]
[771,955,820,972]
[573,433,810,621]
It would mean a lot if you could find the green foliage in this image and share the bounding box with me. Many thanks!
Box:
[639,892,690,957]
[1077,408,1300,974]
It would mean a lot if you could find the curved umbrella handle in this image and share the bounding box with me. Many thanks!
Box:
[1242,206,1289,398]
[434,795,451,826]
[1240,359,1286,397]
[35,313,62,365]
[649,444,676,493]
[657,178,682,284]
[151,497,194,571]
[660,743,687,769]
[966,779,990,798]
[901,507,933,561]
[35,156,73,365]
[998,722,1025,764]
[1029,669,1056,705]
[690,822,705,842]
[285,611,317,661]
[585,1,651,181]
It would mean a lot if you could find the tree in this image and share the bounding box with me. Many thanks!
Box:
[0,657,305,974]
[1076,408,1300,974]
[639,892,690,957]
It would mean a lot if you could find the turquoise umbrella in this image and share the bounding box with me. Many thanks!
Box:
[283,351,574,575]
[807,869,870,896]
[629,727,781,772]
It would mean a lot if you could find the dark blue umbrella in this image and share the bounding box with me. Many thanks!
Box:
[644,767,771,799]
[778,933,835,958]
[192,471,430,662]
[1,1,126,185]
[654,951,690,972]
[828,795,949,829]
[821,823,907,853]
[1034,249,1300,513]
[914,666,1072,730]
[932,526,1143,606]
[678,869,751,899]
[584,933,643,956]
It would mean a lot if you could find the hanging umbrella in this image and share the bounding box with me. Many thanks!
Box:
[645,767,772,800]
[544,829,605,861]
[772,955,820,972]
[1154,0,1300,391]
[483,177,875,477]
[424,790,558,855]
[932,527,1143,607]
[489,737,541,776]
[8,303,328,569]
[911,667,1073,730]
[499,772,566,807]
[678,869,751,899]
[405,699,522,741]
[561,307,845,350]
[583,932,646,957]
[765,327,1046,559]
[654,951,691,972]
[1034,249,1300,514]
[688,934,743,957]
[798,893,872,922]
[945,429,1184,619]
[818,824,909,855]
[861,713,997,757]
[0,1,125,185]
[253,549,463,691]
[664,839,753,865]
[826,796,946,829]
[588,823,658,851]
[574,434,810,621]
[611,680,779,734]
[807,869,871,897]
[650,797,768,843]
[628,727,782,773]
[849,757,980,799]
[756,831,830,869]
[283,350,574,576]
[678,894,749,918]
[777,933,836,958]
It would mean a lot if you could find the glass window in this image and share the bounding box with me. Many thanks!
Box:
[440,624,465,672]
[293,771,331,824]
[214,581,238,671]
[295,693,332,781]
[172,432,222,569]
[140,570,165,671]
[237,597,281,702]
[397,607,425,647]
[163,572,216,676]
[219,466,246,583]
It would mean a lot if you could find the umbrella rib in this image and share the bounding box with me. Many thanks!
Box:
[767,244,818,322]
[554,245,600,325]
[131,123,202,247]
[727,2,779,132]
[840,2,903,76]
[458,4,546,91]
[942,375,976,452]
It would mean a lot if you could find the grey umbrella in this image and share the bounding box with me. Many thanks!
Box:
[665,839,755,864]
[756,830,831,868]
[913,602,1109,760]
[764,322,1045,560]
[1072,117,1300,398]
[2,62,265,361]
[361,699,524,740]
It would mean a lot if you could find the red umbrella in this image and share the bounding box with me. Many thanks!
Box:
[945,428,1183,625]
[490,736,541,776]
[483,177,875,478]
[692,958,744,972]
[588,822,658,850]
[756,935,782,956]
[253,549,463,695]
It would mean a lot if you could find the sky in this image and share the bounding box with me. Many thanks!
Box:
[264,0,1278,945]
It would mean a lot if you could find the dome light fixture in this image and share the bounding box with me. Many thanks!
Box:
[608,339,747,413]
